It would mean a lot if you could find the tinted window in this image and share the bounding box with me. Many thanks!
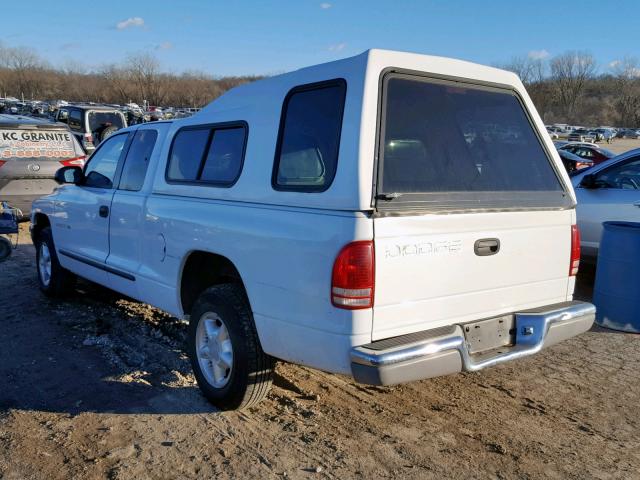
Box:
[199,127,245,184]
[119,129,157,191]
[379,75,567,210]
[273,80,346,191]
[167,128,210,181]
[68,110,82,130]
[88,111,125,131]
[83,134,127,188]
[167,124,247,186]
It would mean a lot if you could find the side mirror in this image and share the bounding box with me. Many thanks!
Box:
[54,166,83,185]
[579,173,597,189]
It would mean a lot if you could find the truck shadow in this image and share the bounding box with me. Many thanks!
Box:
[1,246,219,415]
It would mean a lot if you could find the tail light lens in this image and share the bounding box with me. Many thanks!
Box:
[331,241,374,309]
[0,160,5,168]
[570,225,580,276]
[59,156,86,167]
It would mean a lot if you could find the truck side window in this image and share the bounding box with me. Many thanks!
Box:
[199,127,246,185]
[83,134,128,189]
[167,123,247,186]
[273,79,346,192]
[167,128,210,181]
[118,129,158,191]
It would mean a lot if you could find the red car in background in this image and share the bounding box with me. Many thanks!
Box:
[559,143,615,166]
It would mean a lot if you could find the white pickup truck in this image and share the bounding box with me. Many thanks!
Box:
[31,50,595,410]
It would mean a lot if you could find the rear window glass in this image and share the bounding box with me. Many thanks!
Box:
[88,112,125,132]
[0,128,79,160]
[379,74,568,211]
[273,80,346,191]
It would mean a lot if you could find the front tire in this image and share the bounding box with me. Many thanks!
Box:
[188,284,275,410]
[35,227,76,297]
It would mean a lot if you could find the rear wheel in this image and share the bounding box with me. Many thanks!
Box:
[188,284,275,410]
[35,227,76,296]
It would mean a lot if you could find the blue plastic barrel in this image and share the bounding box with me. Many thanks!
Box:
[593,221,640,333]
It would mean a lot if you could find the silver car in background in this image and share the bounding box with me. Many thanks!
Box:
[0,115,85,216]
[571,148,640,261]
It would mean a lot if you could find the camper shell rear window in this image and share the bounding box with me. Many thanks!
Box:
[376,72,571,213]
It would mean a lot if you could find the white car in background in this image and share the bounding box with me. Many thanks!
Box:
[571,148,640,261]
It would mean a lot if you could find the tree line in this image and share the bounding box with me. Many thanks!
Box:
[498,51,640,127]
[1,42,640,126]
[0,44,260,108]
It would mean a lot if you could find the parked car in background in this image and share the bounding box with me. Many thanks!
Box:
[568,129,596,143]
[559,143,615,166]
[0,115,85,216]
[55,105,127,154]
[571,149,640,262]
[546,127,559,139]
[557,148,593,173]
[594,128,614,143]
[616,128,640,139]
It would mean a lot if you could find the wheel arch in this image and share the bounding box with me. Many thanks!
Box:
[178,250,248,316]
[30,212,51,243]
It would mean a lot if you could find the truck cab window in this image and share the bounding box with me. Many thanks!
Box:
[119,129,158,191]
[83,134,128,189]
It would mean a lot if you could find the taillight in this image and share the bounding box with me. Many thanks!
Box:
[59,156,86,167]
[331,240,374,309]
[570,225,580,276]
[0,160,5,168]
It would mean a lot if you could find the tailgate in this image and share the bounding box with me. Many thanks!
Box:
[372,210,572,340]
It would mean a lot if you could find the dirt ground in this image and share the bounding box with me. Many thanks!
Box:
[2,159,640,479]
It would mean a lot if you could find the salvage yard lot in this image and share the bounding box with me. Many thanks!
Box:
[2,135,640,478]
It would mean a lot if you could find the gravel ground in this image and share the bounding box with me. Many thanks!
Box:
[1,187,640,479]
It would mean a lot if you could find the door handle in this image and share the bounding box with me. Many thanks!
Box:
[474,238,500,256]
[633,201,640,208]
[99,205,109,218]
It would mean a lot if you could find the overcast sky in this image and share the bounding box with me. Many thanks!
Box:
[3,0,639,76]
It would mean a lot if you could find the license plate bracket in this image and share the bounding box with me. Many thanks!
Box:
[463,314,516,354]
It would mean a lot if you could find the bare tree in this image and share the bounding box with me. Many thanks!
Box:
[125,52,166,106]
[499,55,546,85]
[550,51,596,121]
[610,57,640,126]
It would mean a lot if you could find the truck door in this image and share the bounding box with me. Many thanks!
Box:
[53,132,130,285]
[106,126,163,298]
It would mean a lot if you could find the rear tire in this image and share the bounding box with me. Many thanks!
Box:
[99,126,118,142]
[188,284,275,410]
[35,227,76,297]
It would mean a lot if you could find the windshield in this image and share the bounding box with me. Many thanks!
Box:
[88,111,125,131]
[378,74,569,211]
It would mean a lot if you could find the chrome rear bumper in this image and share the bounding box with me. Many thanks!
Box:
[350,301,595,386]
